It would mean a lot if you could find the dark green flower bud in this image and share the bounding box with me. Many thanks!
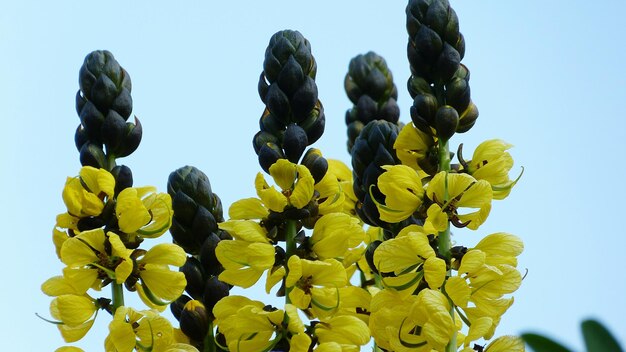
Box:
[435,105,459,141]
[457,102,479,133]
[259,109,287,136]
[356,95,378,124]
[282,124,308,163]
[202,276,230,319]
[410,93,438,134]
[264,84,291,125]
[253,131,279,155]
[406,0,465,83]
[435,42,461,81]
[102,116,142,158]
[345,52,400,153]
[168,166,223,254]
[301,148,328,184]
[351,121,400,227]
[79,142,107,169]
[200,233,223,277]
[181,257,206,300]
[258,144,285,174]
[180,300,210,342]
[445,76,471,113]
[171,294,192,321]
[111,165,133,196]
[263,30,315,83]
[298,102,325,145]
[75,125,89,152]
[79,50,132,116]
[290,77,318,123]
[78,100,106,143]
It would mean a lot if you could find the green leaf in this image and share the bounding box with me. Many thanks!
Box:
[581,319,624,352]
[521,333,572,352]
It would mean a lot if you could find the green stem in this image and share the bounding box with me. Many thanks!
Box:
[438,138,457,352]
[285,219,298,305]
[204,321,216,352]
[111,282,124,314]
[106,153,116,171]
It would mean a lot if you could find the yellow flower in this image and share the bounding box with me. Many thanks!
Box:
[60,229,132,289]
[62,166,114,218]
[376,165,425,223]
[446,233,524,340]
[286,256,347,314]
[116,187,173,238]
[315,314,370,351]
[49,294,99,343]
[310,213,365,262]
[216,220,276,288]
[426,171,492,230]
[369,289,417,351]
[255,159,315,212]
[327,159,359,217]
[373,225,446,292]
[228,198,269,220]
[466,139,521,200]
[214,296,284,352]
[286,304,313,352]
[484,335,525,351]
[106,306,196,352]
[394,122,435,175]
[134,243,187,310]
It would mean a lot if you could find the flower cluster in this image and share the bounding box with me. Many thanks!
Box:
[42,51,194,352]
[42,2,528,351]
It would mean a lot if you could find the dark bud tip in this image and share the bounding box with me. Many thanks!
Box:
[435,105,459,141]
[180,300,210,342]
[111,165,133,195]
[282,124,308,163]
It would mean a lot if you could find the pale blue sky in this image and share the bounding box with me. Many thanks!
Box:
[2,1,625,351]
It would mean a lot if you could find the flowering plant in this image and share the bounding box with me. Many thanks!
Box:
[40,1,535,351]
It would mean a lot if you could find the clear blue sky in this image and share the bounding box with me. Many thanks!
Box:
[2,1,625,350]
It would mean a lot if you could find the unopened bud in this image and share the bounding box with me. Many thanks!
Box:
[180,300,210,342]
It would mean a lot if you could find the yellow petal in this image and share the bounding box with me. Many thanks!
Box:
[141,243,187,266]
[79,166,115,198]
[229,198,269,220]
[116,188,151,233]
[269,159,297,190]
[445,276,471,308]
[255,172,288,212]
[424,257,446,289]
[140,265,186,302]
[54,295,97,326]
[485,335,525,352]
[291,165,315,208]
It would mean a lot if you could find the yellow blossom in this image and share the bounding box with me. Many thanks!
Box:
[213,296,284,352]
[394,122,435,175]
[373,225,446,292]
[62,166,114,218]
[286,256,347,313]
[216,220,275,288]
[310,213,365,261]
[116,187,173,238]
[255,159,315,212]
[426,171,492,230]
[134,243,187,310]
[466,139,520,200]
[376,165,425,223]
[60,229,132,289]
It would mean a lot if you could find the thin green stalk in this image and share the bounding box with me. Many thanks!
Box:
[204,321,216,352]
[111,282,124,314]
[438,138,457,352]
[285,219,298,305]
